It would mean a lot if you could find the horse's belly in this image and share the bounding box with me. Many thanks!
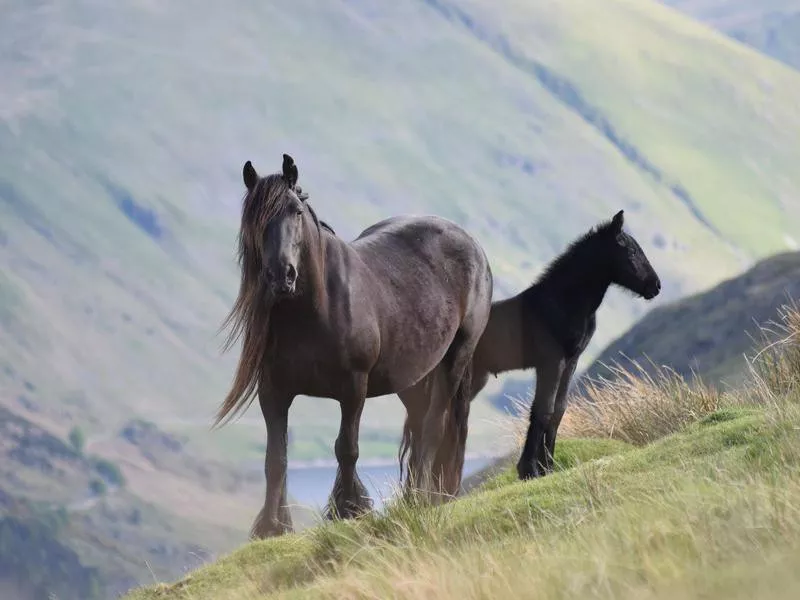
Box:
[366,312,460,396]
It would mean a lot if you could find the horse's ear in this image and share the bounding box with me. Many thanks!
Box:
[243,160,258,191]
[282,153,299,188]
[611,210,624,232]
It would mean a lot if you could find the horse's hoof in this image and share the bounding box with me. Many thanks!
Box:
[326,493,373,521]
[250,521,292,540]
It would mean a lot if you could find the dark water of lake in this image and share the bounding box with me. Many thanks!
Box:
[285,457,494,512]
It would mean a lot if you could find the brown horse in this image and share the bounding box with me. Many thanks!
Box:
[214,154,493,538]
[400,210,661,491]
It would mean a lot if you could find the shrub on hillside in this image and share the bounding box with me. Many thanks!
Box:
[68,426,85,454]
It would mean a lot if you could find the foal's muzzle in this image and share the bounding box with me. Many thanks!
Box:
[643,277,661,300]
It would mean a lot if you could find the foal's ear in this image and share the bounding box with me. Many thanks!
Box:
[243,160,259,191]
[611,210,625,232]
[282,153,299,188]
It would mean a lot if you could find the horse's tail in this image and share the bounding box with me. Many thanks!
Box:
[398,416,414,490]
[442,360,472,497]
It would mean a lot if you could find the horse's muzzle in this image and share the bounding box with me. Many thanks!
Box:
[269,263,298,297]
[273,280,297,296]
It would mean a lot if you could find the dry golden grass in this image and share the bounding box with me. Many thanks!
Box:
[561,361,726,445]
[560,304,800,445]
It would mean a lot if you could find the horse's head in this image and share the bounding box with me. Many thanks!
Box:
[240,154,314,298]
[603,210,661,300]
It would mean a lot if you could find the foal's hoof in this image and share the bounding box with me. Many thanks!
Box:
[516,460,542,481]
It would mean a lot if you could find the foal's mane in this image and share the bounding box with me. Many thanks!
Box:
[532,216,617,290]
[213,174,331,428]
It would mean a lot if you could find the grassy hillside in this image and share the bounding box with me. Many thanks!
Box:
[661,1,800,70]
[581,250,800,388]
[124,307,800,599]
[3,0,800,595]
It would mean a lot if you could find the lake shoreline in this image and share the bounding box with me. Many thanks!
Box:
[287,452,505,470]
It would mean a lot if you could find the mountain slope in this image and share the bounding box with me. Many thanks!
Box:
[2,0,800,595]
[2,0,798,463]
[581,251,800,388]
[661,1,800,70]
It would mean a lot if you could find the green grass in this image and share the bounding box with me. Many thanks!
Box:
[124,406,800,600]
[123,307,800,599]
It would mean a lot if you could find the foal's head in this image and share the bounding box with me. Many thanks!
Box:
[239,154,319,297]
[600,210,661,300]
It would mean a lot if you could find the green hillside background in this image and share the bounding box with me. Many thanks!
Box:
[1,0,799,597]
[660,0,800,70]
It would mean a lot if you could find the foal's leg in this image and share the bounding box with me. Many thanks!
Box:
[539,357,578,474]
[517,358,564,480]
[251,388,295,539]
[327,373,373,520]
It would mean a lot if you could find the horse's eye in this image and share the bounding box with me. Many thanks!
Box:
[295,208,304,217]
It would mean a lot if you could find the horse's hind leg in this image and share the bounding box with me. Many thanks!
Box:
[517,358,565,480]
[251,387,295,539]
[538,357,578,474]
[327,373,373,520]
[398,380,431,495]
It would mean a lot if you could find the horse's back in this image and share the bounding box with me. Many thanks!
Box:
[341,215,492,395]
[352,215,487,270]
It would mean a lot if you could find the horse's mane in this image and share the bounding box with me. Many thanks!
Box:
[213,175,331,428]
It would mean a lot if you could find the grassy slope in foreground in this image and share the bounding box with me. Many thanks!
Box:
[125,408,800,600]
[125,308,800,599]
[581,250,800,387]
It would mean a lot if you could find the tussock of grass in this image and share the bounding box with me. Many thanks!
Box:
[126,308,800,600]
[564,360,727,445]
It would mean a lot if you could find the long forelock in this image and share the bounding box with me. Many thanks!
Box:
[240,174,293,257]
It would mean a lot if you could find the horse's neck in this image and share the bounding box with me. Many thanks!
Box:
[301,226,336,313]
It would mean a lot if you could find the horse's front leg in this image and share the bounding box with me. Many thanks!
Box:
[251,385,295,539]
[517,358,564,480]
[326,373,373,520]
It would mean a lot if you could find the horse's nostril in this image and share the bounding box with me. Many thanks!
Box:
[285,264,297,283]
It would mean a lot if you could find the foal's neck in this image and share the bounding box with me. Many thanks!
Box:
[552,270,610,320]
